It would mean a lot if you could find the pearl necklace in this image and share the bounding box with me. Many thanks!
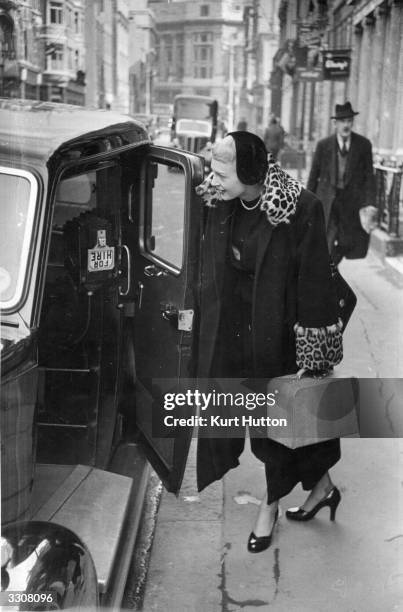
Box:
[240,195,262,211]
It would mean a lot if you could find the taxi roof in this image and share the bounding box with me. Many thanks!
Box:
[0,98,150,167]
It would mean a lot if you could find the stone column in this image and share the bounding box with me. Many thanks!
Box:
[349,22,363,110]
[392,1,403,157]
[379,1,401,156]
[356,17,374,136]
[366,6,388,148]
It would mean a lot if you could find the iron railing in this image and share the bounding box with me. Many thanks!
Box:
[374,162,403,237]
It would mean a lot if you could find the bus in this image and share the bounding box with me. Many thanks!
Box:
[171,94,218,164]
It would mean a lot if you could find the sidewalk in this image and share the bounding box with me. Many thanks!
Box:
[139,248,403,612]
[141,438,402,612]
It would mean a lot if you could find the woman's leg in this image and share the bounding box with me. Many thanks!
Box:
[249,438,296,541]
[252,491,279,537]
[250,438,341,520]
[248,490,280,552]
[296,439,341,509]
[298,471,334,511]
[285,440,342,520]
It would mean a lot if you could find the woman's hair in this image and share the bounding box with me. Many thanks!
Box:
[211,138,236,164]
[227,131,268,185]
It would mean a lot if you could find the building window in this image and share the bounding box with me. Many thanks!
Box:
[200,4,209,16]
[46,43,64,70]
[49,1,63,25]
[193,32,213,79]
[74,12,79,34]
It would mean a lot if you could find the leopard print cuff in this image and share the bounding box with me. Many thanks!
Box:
[294,319,343,371]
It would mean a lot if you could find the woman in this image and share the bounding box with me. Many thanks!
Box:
[196,132,343,553]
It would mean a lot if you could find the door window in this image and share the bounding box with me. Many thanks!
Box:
[145,161,186,271]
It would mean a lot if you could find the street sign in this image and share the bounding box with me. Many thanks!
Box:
[322,50,351,79]
[298,24,322,47]
[296,67,322,82]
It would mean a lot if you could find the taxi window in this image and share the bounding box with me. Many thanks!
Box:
[53,173,95,229]
[0,167,38,310]
[146,161,185,270]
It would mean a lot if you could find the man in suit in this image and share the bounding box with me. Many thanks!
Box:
[307,102,376,264]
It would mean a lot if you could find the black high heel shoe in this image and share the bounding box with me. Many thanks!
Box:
[247,508,279,553]
[285,487,341,522]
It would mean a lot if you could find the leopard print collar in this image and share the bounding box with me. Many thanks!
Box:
[259,154,302,226]
[196,154,302,226]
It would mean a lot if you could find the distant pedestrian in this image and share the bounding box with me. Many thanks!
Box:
[236,119,248,131]
[263,114,285,161]
[307,102,376,265]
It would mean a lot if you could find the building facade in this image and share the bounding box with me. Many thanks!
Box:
[346,0,403,162]
[112,0,129,113]
[128,0,157,115]
[241,0,281,135]
[151,0,247,130]
[85,0,129,112]
[0,0,130,111]
[0,0,43,100]
[39,0,86,104]
[272,0,403,164]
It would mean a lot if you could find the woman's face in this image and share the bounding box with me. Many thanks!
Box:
[210,156,246,201]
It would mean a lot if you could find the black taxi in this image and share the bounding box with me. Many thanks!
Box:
[0,99,204,608]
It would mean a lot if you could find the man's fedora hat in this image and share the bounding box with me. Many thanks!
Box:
[331,101,359,120]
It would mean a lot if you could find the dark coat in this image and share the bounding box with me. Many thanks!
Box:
[307,132,375,259]
[197,188,340,491]
[263,123,285,158]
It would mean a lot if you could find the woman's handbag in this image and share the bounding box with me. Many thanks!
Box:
[265,370,359,449]
[331,263,357,330]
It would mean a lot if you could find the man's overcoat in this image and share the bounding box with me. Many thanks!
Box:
[307,132,375,259]
[196,188,341,491]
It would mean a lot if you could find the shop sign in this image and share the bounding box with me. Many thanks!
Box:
[296,67,322,82]
[322,50,351,79]
[298,24,322,48]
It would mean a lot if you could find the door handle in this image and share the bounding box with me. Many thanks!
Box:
[160,303,178,323]
[119,244,131,296]
[144,264,168,278]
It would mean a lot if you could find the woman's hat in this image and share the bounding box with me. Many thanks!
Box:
[331,101,359,120]
[227,131,268,185]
